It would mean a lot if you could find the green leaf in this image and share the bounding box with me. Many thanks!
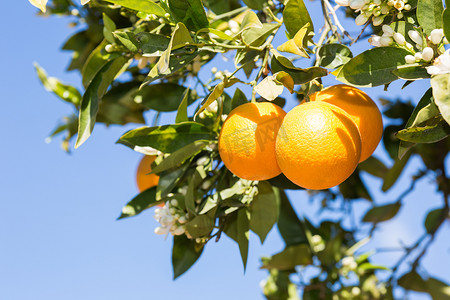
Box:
[271,50,327,85]
[261,244,313,270]
[357,262,389,272]
[262,269,300,300]
[382,150,412,191]
[186,215,215,238]
[157,161,191,199]
[318,44,353,69]
[277,190,308,246]
[424,208,446,233]
[242,23,280,47]
[76,56,130,148]
[62,30,102,72]
[168,0,209,31]
[151,140,209,174]
[283,0,314,38]
[249,182,279,244]
[398,271,450,299]
[358,156,389,178]
[135,32,171,56]
[117,187,163,219]
[102,13,116,44]
[277,24,310,58]
[395,117,450,143]
[416,0,443,35]
[242,0,266,10]
[113,31,139,53]
[185,166,206,216]
[34,63,82,106]
[236,208,250,270]
[362,202,401,223]
[431,73,450,125]
[81,41,111,88]
[138,83,193,112]
[223,88,248,114]
[335,47,412,87]
[443,9,450,42]
[118,122,216,153]
[339,170,372,201]
[398,88,436,159]
[196,28,233,41]
[194,82,224,119]
[176,88,190,123]
[105,0,166,16]
[392,64,430,80]
[390,21,419,46]
[172,235,204,279]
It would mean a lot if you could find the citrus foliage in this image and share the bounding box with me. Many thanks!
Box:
[31,0,449,299]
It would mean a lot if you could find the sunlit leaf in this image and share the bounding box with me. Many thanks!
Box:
[431,73,450,125]
[117,187,163,219]
[283,0,314,38]
[249,182,279,244]
[105,0,166,16]
[255,76,284,101]
[29,0,48,13]
[416,0,443,35]
[318,44,353,69]
[277,190,308,246]
[176,88,190,123]
[168,0,209,31]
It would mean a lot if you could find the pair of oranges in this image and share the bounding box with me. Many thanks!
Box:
[218,84,383,190]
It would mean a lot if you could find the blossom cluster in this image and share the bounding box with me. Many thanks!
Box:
[154,198,188,237]
[336,0,411,26]
[369,25,450,75]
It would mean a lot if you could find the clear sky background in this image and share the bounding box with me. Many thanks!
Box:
[0,1,448,300]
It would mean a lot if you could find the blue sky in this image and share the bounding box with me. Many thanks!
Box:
[0,1,448,299]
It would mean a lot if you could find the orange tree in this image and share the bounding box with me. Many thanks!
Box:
[30,0,449,298]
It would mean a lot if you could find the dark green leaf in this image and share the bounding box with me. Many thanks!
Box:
[139,83,193,112]
[113,31,139,52]
[393,64,430,80]
[283,0,314,38]
[118,122,215,153]
[318,44,353,69]
[357,262,389,272]
[358,156,389,178]
[339,170,372,201]
[397,270,450,299]
[249,182,279,244]
[172,235,204,279]
[168,0,209,31]
[262,244,313,270]
[444,9,450,42]
[194,82,224,119]
[424,208,446,233]
[416,0,443,35]
[271,51,327,85]
[431,73,450,125]
[76,56,130,148]
[395,117,450,143]
[34,63,82,106]
[157,160,191,199]
[382,150,412,191]
[185,167,205,216]
[228,88,248,113]
[186,215,215,238]
[136,32,170,56]
[335,47,411,87]
[105,0,166,16]
[117,187,164,219]
[277,190,308,246]
[62,30,102,72]
[362,202,401,223]
[236,208,250,270]
[262,269,300,300]
[81,41,111,88]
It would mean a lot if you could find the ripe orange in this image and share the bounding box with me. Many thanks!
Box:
[275,102,362,190]
[310,84,383,162]
[218,102,287,180]
[136,155,160,192]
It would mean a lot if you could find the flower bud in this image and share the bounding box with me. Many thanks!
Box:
[172,226,185,236]
[380,5,390,14]
[397,12,403,19]
[408,30,423,46]
[372,16,385,26]
[382,25,394,36]
[393,32,406,45]
[355,13,369,26]
[379,36,393,46]
[105,44,114,52]
[350,0,365,9]
[374,0,382,4]
[206,100,218,113]
[404,4,411,10]
[160,215,174,227]
[154,226,168,235]
[405,55,416,64]
[414,52,423,61]
[422,47,434,61]
[430,29,444,45]
[211,67,218,73]
[164,13,171,19]
[170,199,178,206]
[178,216,187,224]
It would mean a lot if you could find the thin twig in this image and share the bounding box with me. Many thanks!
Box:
[351,22,370,45]
[324,0,354,41]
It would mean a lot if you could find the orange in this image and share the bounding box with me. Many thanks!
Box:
[310,84,383,162]
[218,102,286,181]
[136,155,160,192]
[275,101,362,190]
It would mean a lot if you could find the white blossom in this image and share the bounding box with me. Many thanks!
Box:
[414,52,423,61]
[380,36,393,46]
[355,13,370,26]
[336,0,350,6]
[422,47,434,62]
[405,55,415,64]
[206,100,218,113]
[382,25,395,36]
[408,30,423,46]
[426,50,450,75]
[369,35,382,47]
